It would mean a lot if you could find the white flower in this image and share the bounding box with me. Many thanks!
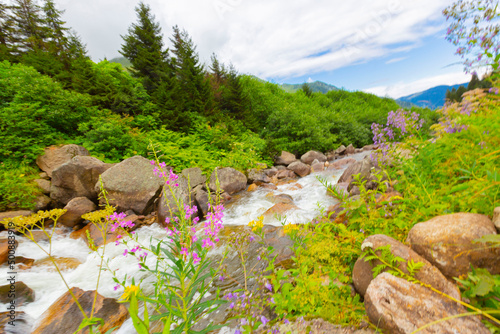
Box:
[361,241,374,251]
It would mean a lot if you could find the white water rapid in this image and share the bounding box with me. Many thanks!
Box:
[0,152,369,333]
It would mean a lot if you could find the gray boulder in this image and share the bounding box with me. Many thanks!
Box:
[274,151,297,166]
[300,150,327,165]
[209,167,247,195]
[365,273,489,334]
[97,156,163,214]
[287,161,311,177]
[337,156,373,186]
[51,156,112,205]
[59,197,97,228]
[353,234,460,299]
[157,177,192,226]
[181,168,206,189]
[407,213,500,278]
[36,145,90,177]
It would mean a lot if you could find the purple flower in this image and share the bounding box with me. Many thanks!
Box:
[114,284,120,291]
[265,282,273,292]
[235,330,242,334]
[219,275,224,281]
[261,316,269,326]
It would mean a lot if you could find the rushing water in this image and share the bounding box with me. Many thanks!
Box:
[0,152,369,333]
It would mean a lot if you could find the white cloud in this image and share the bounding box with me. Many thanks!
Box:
[364,71,471,99]
[54,0,452,78]
[307,77,314,83]
[385,57,408,64]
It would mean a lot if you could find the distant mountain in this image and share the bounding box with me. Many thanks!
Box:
[397,83,468,109]
[109,56,131,68]
[281,81,339,94]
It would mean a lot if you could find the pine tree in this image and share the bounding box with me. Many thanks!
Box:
[0,3,18,61]
[120,2,170,93]
[170,25,213,123]
[301,82,313,97]
[11,0,47,53]
[42,0,68,57]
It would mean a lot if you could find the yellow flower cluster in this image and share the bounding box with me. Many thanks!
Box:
[248,216,264,232]
[0,208,66,231]
[120,285,140,301]
[283,223,300,235]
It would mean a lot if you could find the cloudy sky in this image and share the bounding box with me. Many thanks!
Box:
[54,0,470,98]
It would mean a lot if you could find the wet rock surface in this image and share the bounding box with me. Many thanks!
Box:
[364,272,489,334]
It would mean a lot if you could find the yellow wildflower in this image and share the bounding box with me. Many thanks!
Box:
[248,216,264,232]
[120,285,140,301]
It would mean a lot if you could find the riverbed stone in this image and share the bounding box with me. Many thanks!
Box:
[335,144,347,155]
[352,234,460,299]
[0,311,33,334]
[407,213,500,278]
[0,238,18,265]
[330,158,356,170]
[365,272,489,334]
[493,206,500,232]
[181,167,206,189]
[300,150,327,165]
[59,197,96,228]
[209,167,247,195]
[51,156,112,205]
[34,195,52,211]
[97,156,163,214]
[0,281,34,305]
[32,287,128,334]
[345,144,355,155]
[311,161,325,172]
[35,179,51,194]
[36,144,90,177]
[157,177,192,226]
[247,168,271,185]
[274,151,297,166]
[338,156,373,186]
[287,161,311,177]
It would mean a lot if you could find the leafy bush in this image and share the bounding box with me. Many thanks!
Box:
[0,161,41,211]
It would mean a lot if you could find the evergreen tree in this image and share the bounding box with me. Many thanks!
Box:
[120,2,170,93]
[170,25,213,126]
[11,0,47,53]
[42,0,68,57]
[301,82,313,97]
[0,3,17,61]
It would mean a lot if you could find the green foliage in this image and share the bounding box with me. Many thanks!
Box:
[456,267,500,333]
[0,161,41,211]
[0,61,95,162]
[271,222,366,326]
[120,2,171,94]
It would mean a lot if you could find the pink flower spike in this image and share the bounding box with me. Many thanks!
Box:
[114,284,121,291]
[159,162,166,168]
[181,247,188,256]
[150,160,155,165]
[192,251,201,264]
[123,249,128,257]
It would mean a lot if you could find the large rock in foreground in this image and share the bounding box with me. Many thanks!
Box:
[98,156,163,214]
[209,167,247,195]
[51,156,111,205]
[36,145,90,177]
[365,272,489,334]
[353,234,460,299]
[32,287,128,334]
[407,213,500,278]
